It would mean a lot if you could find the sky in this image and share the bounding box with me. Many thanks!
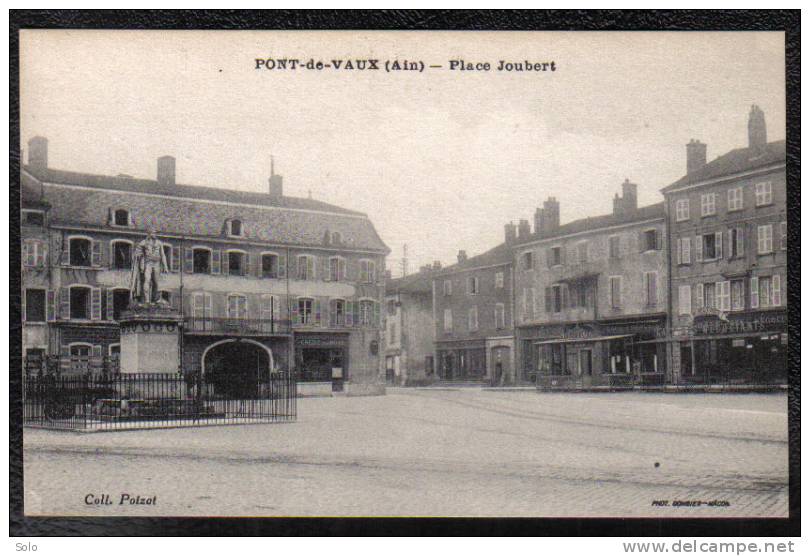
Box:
[20,30,786,276]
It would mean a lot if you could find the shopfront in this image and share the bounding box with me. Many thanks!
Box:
[678,310,787,385]
[436,340,487,382]
[520,316,668,388]
[294,333,349,392]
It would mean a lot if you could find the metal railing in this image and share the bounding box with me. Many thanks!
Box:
[23,372,297,431]
[185,317,292,335]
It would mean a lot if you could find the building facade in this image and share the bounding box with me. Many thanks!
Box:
[20,137,389,395]
[382,265,441,386]
[432,245,515,385]
[663,106,787,385]
[513,190,669,388]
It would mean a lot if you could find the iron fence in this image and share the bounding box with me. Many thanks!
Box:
[23,372,297,431]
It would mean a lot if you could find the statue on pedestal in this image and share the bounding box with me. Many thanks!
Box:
[130,228,169,306]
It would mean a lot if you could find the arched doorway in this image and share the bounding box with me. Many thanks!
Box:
[202,340,272,398]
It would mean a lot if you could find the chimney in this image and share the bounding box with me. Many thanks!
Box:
[433,260,442,270]
[621,178,638,212]
[504,222,517,245]
[541,197,560,233]
[518,219,531,239]
[686,139,707,175]
[457,250,468,263]
[27,136,48,170]
[157,155,176,186]
[613,193,622,216]
[268,157,283,197]
[533,207,545,235]
[748,105,767,149]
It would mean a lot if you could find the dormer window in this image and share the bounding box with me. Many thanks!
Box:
[228,219,243,237]
[331,231,342,244]
[113,208,130,227]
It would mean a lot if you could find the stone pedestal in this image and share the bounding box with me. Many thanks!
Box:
[119,304,184,374]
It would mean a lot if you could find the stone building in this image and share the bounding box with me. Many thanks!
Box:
[663,106,787,385]
[513,190,669,388]
[20,137,389,395]
[432,243,515,385]
[382,264,441,386]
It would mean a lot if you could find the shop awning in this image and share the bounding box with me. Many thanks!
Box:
[533,334,633,345]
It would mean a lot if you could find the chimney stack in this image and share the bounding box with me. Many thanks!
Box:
[504,222,517,245]
[27,136,48,170]
[686,139,707,175]
[157,155,176,187]
[518,219,531,239]
[748,105,767,149]
[457,250,468,263]
[533,207,545,235]
[541,197,560,233]
[433,260,442,269]
[268,157,283,197]
[621,178,638,211]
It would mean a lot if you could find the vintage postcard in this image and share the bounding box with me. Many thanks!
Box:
[18,28,790,521]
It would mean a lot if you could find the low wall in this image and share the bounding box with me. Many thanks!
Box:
[344,382,386,397]
[296,382,333,398]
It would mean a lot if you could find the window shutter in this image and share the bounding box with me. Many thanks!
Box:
[750,277,759,309]
[278,254,286,278]
[737,227,745,257]
[772,274,781,306]
[91,287,102,320]
[59,287,70,319]
[22,242,29,267]
[545,287,552,313]
[245,252,253,277]
[205,293,213,318]
[656,230,662,250]
[719,281,731,312]
[726,230,733,259]
[695,236,703,262]
[374,301,380,328]
[339,259,346,281]
[171,246,180,272]
[92,344,102,358]
[695,283,704,309]
[676,239,682,265]
[546,248,552,268]
[715,231,723,259]
[222,251,230,275]
[212,250,221,275]
[320,257,330,281]
[683,237,691,264]
[46,290,56,322]
[291,299,300,324]
[183,248,194,273]
[106,289,115,320]
[561,284,569,309]
[650,273,657,306]
[61,237,70,266]
[679,285,691,315]
[345,301,354,327]
[91,240,102,267]
[353,300,360,326]
[560,247,566,266]
[314,298,322,326]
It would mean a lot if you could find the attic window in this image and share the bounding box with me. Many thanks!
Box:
[228,219,243,237]
[331,231,342,244]
[23,210,44,226]
[113,209,130,227]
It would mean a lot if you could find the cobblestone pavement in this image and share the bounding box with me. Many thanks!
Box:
[23,390,788,517]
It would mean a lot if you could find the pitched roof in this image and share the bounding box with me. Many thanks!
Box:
[515,202,666,247]
[385,269,438,294]
[24,165,389,253]
[662,139,786,192]
[436,242,513,276]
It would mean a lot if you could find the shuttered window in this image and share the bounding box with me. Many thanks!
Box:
[678,284,691,316]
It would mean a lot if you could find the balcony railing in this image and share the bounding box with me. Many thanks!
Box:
[184,318,292,335]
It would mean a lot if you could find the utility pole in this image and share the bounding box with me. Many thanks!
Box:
[400,244,409,278]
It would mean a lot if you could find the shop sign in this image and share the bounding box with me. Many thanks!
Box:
[693,312,786,336]
[296,335,348,347]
